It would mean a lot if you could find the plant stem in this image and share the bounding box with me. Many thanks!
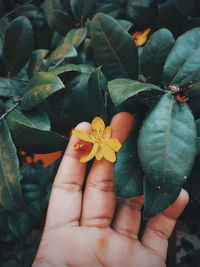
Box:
[0,98,22,121]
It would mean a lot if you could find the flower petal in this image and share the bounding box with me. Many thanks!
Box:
[72,129,94,143]
[92,117,105,134]
[105,138,122,152]
[101,143,116,163]
[95,145,103,160]
[104,126,111,140]
[80,143,99,162]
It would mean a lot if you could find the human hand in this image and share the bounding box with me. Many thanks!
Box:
[32,112,189,267]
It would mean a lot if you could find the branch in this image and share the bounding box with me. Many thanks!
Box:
[0,98,22,121]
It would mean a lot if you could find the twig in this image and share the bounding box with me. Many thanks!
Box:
[0,98,22,121]
[2,0,35,19]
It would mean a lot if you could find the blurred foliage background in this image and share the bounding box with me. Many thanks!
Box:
[0,0,200,266]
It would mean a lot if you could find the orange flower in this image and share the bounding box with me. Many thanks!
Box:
[132,28,151,46]
[22,151,63,168]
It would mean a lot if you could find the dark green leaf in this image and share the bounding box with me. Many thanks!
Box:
[8,121,68,153]
[0,120,22,211]
[8,212,32,239]
[0,78,27,98]
[163,27,200,87]
[22,108,50,131]
[114,132,143,198]
[70,0,96,22]
[117,19,133,31]
[172,0,195,16]
[47,37,77,68]
[143,176,180,218]
[127,0,156,29]
[108,78,162,106]
[141,28,175,84]
[95,4,124,19]
[28,49,49,78]
[50,10,74,35]
[87,68,106,119]
[3,16,33,76]
[20,72,64,110]
[138,92,197,193]
[51,63,95,75]
[186,157,200,203]
[65,27,87,48]
[90,13,138,80]
[196,119,200,154]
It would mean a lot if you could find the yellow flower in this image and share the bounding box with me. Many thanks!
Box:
[72,117,122,163]
[132,28,151,46]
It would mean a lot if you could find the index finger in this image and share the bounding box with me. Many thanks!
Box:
[44,122,92,229]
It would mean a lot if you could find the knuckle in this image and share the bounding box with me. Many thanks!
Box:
[53,181,82,192]
[87,179,115,192]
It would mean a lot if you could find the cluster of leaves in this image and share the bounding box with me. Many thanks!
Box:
[0,0,200,265]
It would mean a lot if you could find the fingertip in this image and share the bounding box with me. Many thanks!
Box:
[162,189,189,220]
[110,112,136,143]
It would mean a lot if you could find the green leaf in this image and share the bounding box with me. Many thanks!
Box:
[0,78,27,98]
[3,16,33,77]
[127,0,156,29]
[51,10,74,36]
[163,27,200,87]
[141,28,175,84]
[8,211,32,239]
[0,120,22,211]
[65,27,87,48]
[20,72,64,110]
[28,49,49,78]
[51,63,95,75]
[196,119,200,154]
[70,0,96,22]
[47,37,77,68]
[172,0,195,16]
[179,69,200,115]
[8,120,68,153]
[138,92,197,193]
[143,177,180,218]
[7,108,50,132]
[90,13,138,80]
[108,78,162,106]
[185,157,200,203]
[114,132,143,198]
[117,20,133,31]
[87,68,106,119]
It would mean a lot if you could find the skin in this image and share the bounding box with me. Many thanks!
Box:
[32,112,189,267]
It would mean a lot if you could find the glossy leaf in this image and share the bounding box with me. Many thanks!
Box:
[70,0,96,22]
[87,68,106,119]
[20,72,64,110]
[163,27,200,86]
[114,132,143,198]
[143,176,180,218]
[196,119,200,154]
[179,68,200,115]
[7,108,50,131]
[0,78,27,97]
[47,37,77,67]
[65,27,87,48]
[0,120,22,211]
[50,10,74,35]
[51,63,95,76]
[108,78,162,106]
[8,120,68,153]
[3,16,33,76]
[141,28,175,84]
[28,49,49,78]
[90,13,138,80]
[138,92,197,193]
